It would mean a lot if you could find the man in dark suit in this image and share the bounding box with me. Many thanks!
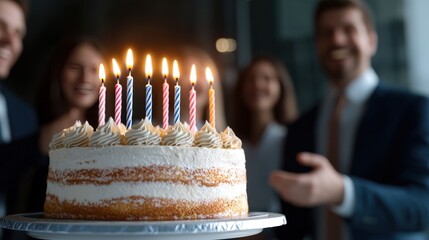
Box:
[270,0,429,239]
[0,1,39,239]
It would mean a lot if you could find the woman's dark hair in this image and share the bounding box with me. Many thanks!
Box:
[232,56,298,140]
[36,36,103,126]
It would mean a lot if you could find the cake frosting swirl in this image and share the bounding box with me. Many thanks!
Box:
[89,118,122,147]
[125,118,161,145]
[63,121,93,148]
[162,122,194,147]
[49,123,81,150]
[221,127,242,149]
[194,121,222,148]
[49,130,66,150]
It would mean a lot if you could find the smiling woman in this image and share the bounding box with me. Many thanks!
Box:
[36,36,103,155]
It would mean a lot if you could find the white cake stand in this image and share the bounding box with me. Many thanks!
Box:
[0,212,286,240]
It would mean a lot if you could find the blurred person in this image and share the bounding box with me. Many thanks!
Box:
[0,0,39,239]
[270,0,429,239]
[25,37,103,216]
[37,37,102,155]
[233,56,298,240]
[0,0,36,144]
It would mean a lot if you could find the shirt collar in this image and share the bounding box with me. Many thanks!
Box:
[327,68,379,104]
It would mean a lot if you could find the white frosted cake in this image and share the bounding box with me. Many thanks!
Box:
[44,118,248,221]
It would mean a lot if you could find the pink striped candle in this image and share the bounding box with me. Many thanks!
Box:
[162,58,169,129]
[112,59,122,126]
[98,63,106,127]
[189,64,197,133]
[114,82,122,125]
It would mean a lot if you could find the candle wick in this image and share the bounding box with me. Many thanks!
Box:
[175,78,179,85]
[210,81,213,88]
[148,77,151,85]
[128,69,132,76]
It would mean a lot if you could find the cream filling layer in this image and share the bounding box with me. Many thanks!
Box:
[49,146,246,171]
[46,182,247,203]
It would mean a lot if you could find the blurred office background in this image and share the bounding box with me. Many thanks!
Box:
[5,0,429,119]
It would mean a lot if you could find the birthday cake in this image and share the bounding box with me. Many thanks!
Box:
[44,118,248,221]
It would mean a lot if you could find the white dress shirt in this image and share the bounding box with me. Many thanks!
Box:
[0,86,11,143]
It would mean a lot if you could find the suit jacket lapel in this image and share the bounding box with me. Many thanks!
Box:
[350,84,388,176]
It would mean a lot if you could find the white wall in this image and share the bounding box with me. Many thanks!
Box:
[405,0,429,96]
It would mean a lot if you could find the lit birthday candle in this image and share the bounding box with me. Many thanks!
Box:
[112,58,122,126]
[145,54,153,123]
[162,57,169,129]
[98,63,106,127]
[173,60,180,124]
[126,49,134,129]
[206,67,215,128]
[189,64,197,133]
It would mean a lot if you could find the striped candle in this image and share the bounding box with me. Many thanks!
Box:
[206,67,215,128]
[173,60,181,124]
[98,64,106,127]
[189,64,197,133]
[189,85,196,133]
[114,81,122,126]
[126,49,134,129]
[98,84,106,127]
[146,81,152,122]
[209,84,215,128]
[112,58,122,126]
[174,82,181,124]
[126,73,133,129]
[162,80,169,129]
[145,54,153,123]
[162,58,169,129]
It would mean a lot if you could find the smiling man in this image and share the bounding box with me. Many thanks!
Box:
[270,0,429,239]
[0,1,38,239]
[0,0,36,143]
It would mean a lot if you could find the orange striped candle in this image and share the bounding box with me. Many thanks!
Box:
[206,67,215,128]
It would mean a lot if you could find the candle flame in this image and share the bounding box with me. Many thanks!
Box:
[205,67,214,85]
[112,58,121,78]
[190,64,197,85]
[145,54,153,79]
[99,63,106,83]
[126,49,133,70]
[162,57,169,78]
[173,60,180,80]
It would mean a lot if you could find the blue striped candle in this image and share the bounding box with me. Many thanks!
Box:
[172,60,181,124]
[126,73,133,129]
[174,80,181,124]
[146,79,152,123]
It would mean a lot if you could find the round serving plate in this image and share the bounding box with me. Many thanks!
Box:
[1,212,286,240]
